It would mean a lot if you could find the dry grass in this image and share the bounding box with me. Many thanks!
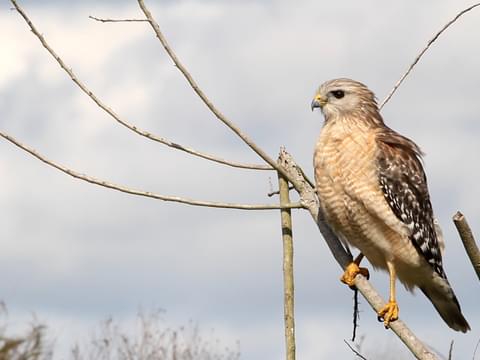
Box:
[0,304,239,360]
[0,303,53,360]
[71,309,240,360]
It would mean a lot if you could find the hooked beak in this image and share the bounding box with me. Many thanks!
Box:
[311,94,327,111]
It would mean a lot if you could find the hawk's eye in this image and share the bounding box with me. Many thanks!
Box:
[331,90,345,99]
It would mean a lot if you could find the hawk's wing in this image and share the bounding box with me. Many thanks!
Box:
[376,128,470,332]
[376,128,445,278]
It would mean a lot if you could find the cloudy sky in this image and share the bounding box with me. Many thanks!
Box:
[1,0,479,359]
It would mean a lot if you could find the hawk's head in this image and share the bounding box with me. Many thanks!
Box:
[311,78,381,123]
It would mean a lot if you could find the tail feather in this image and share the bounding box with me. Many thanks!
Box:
[420,275,470,333]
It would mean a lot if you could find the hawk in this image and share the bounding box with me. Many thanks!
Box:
[311,78,470,332]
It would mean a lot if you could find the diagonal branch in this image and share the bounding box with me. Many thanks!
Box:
[278,149,437,360]
[0,129,302,211]
[10,0,271,171]
[380,2,480,109]
[137,0,300,188]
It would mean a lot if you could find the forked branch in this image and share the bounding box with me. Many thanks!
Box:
[137,0,300,188]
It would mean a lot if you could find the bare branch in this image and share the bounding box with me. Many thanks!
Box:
[453,211,480,281]
[89,15,148,23]
[355,279,437,360]
[351,289,359,342]
[10,0,271,171]
[278,149,437,360]
[278,171,296,360]
[448,340,454,360]
[473,336,480,360]
[0,129,302,211]
[137,0,300,187]
[267,185,294,198]
[380,3,480,109]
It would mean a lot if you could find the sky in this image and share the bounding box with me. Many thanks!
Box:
[1,0,479,359]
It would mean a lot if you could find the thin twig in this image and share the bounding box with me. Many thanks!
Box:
[278,170,296,360]
[267,185,294,197]
[10,0,271,171]
[0,129,302,211]
[351,289,359,342]
[136,0,300,187]
[344,340,368,360]
[89,15,148,23]
[448,340,454,360]
[473,336,480,360]
[279,149,437,360]
[453,211,480,281]
[380,2,480,109]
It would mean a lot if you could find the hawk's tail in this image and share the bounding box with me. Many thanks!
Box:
[420,275,470,333]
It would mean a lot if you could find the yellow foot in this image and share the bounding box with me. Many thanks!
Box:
[377,300,399,329]
[340,262,370,288]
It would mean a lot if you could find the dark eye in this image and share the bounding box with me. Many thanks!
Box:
[331,90,345,99]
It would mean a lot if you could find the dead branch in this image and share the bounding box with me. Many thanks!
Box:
[278,170,296,360]
[278,149,437,360]
[453,212,480,281]
[447,340,454,360]
[380,2,480,109]
[137,0,300,187]
[352,289,360,342]
[10,0,271,171]
[0,129,302,211]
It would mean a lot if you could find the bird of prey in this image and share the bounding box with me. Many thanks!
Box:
[311,78,470,332]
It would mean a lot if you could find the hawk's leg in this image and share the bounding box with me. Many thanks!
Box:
[340,253,370,288]
[377,261,399,329]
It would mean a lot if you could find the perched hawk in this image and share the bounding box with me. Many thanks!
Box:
[311,78,470,332]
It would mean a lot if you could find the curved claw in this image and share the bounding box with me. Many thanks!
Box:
[340,262,370,288]
[377,300,399,329]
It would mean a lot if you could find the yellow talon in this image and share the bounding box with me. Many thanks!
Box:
[340,261,370,288]
[377,300,399,329]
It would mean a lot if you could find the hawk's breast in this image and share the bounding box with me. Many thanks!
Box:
[313,119,410,270]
